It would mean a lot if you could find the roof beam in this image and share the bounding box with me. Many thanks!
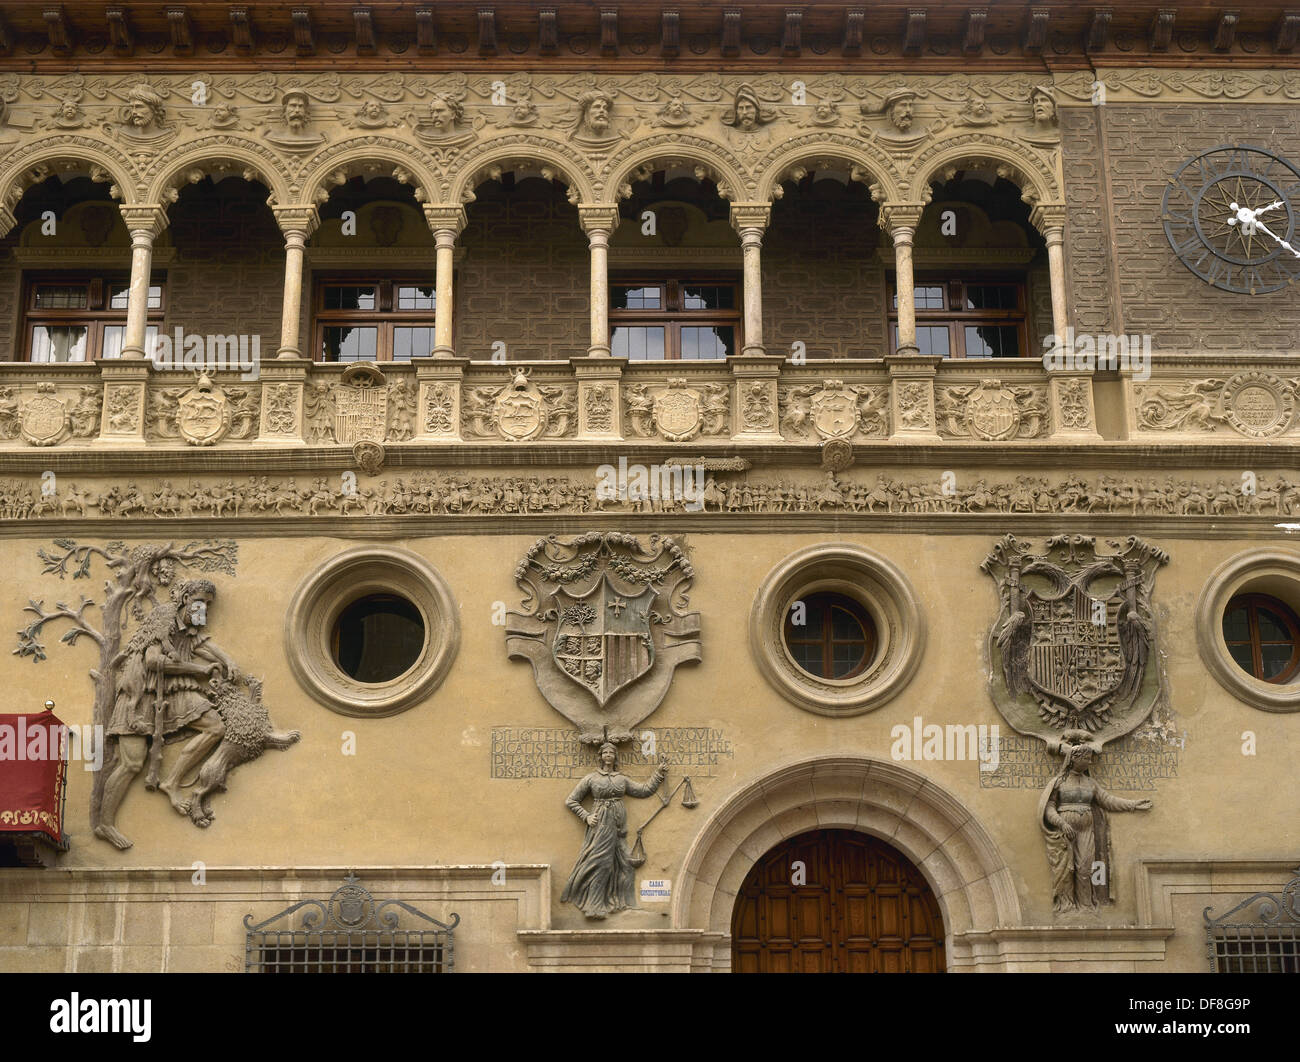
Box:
[1024,7,1048,55]
[538,8,557,55]
[1212,10,1239,52]
[43,6,73,56]
[106,6,133,57]
[661,9,679,57]
[1277,11,1300,52]
[415,7,435,54]
[353,7,376,56]
[291,8,315,56]
[167,7,194,56]
[229,7,254,56]
[1084,7,1111,53]
[783,10,803,57]
[721,9,741,58]
[903,9,926,57]
[842,8,864,57]
[600,8,618,58]
[477,7,497,57]
[1150,8,1174,51]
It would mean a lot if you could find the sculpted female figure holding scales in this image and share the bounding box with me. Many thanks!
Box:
[562,742,669,919]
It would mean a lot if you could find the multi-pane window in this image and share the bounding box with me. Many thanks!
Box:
[313,277,436,362]
[609,276,740,360]
[1222,594,1300,683]
[22,276,163,361]
[782,593,878,680]
[888,277,1025,358]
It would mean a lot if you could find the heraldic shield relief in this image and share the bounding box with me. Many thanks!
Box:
[506,533,701,743]
[982,534,1169,743]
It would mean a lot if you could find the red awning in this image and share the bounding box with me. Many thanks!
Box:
[0,712,68,845]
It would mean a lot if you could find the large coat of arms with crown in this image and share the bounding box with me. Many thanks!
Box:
[982,534,1169,743]
[506,533,701,744]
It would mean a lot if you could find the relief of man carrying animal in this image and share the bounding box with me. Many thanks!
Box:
[15,540,300,850]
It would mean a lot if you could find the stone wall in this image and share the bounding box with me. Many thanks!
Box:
[1063,103,1300,352]
[455,178,589,360]
[165,179,286,353]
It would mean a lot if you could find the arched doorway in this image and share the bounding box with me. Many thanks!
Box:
[731,829,946,973]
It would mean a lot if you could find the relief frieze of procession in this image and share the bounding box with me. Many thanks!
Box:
[2,362,1299,447]
[3,467,1298,522]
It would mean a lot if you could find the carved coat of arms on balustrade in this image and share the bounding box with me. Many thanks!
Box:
[333,363,389,445]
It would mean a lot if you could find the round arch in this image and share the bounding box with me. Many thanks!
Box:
[674,754,1021,962]
[755,136,903,205]
[142,136,291,207]
[905,133,1060,207]
[447,136,597,206]
[602,134,749,206]
[300,137,441,209]
[0,137,138,209]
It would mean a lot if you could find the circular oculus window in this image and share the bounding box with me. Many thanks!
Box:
[286,547,459,717]
[1196,549,1300,712]
[751,544,924,716]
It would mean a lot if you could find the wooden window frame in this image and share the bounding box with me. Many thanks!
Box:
[1223,592,1300,684]
[20,272,165,362]
[312,273,437,363]
[609,272,742,361]
[887,273,1026,359]
[782,592,878,681]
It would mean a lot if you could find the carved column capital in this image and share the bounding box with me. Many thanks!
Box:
[422,204,468,238]
[578,204,621,236]
[728,202,772,237]
[271,205,321,240]
[118,204,170,240]
[877,202,926,240]
[1029,202,1068,239]
[0,205,18,239]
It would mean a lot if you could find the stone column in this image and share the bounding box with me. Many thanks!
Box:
[0,205,17,239]
[271,206,320,360]
[423,205,467,359]
[729,203,771,357]
[1030,203,1070,353]
[879,203,926,357]
[1030,204,1100,439]
[117,205,170,360]
[579,205,620,358]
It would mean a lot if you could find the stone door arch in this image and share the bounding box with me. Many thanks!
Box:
[674,755,1022,971]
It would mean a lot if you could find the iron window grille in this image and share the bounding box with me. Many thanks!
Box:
[244,874,460,973]
[1203,868,1300,972]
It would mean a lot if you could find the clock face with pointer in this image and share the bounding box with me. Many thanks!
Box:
[1162,145,1300,294]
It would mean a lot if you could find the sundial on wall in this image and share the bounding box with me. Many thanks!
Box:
[1162,144,1300,294]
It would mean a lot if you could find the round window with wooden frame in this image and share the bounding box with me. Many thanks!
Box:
[1222,593,1300,684]
[782,592,878,681]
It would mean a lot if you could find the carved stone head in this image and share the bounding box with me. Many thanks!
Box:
[282,89,310,131]
[598,741,618,770]
[883,88,917,133]
[577,89,613,136]
[725,83,771,132]
[1031,86,1057,126]
[426,93,463,132]
[122,84,166,131]
[171,578,217,631]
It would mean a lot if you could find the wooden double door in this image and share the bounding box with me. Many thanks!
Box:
[731,829,946,973]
